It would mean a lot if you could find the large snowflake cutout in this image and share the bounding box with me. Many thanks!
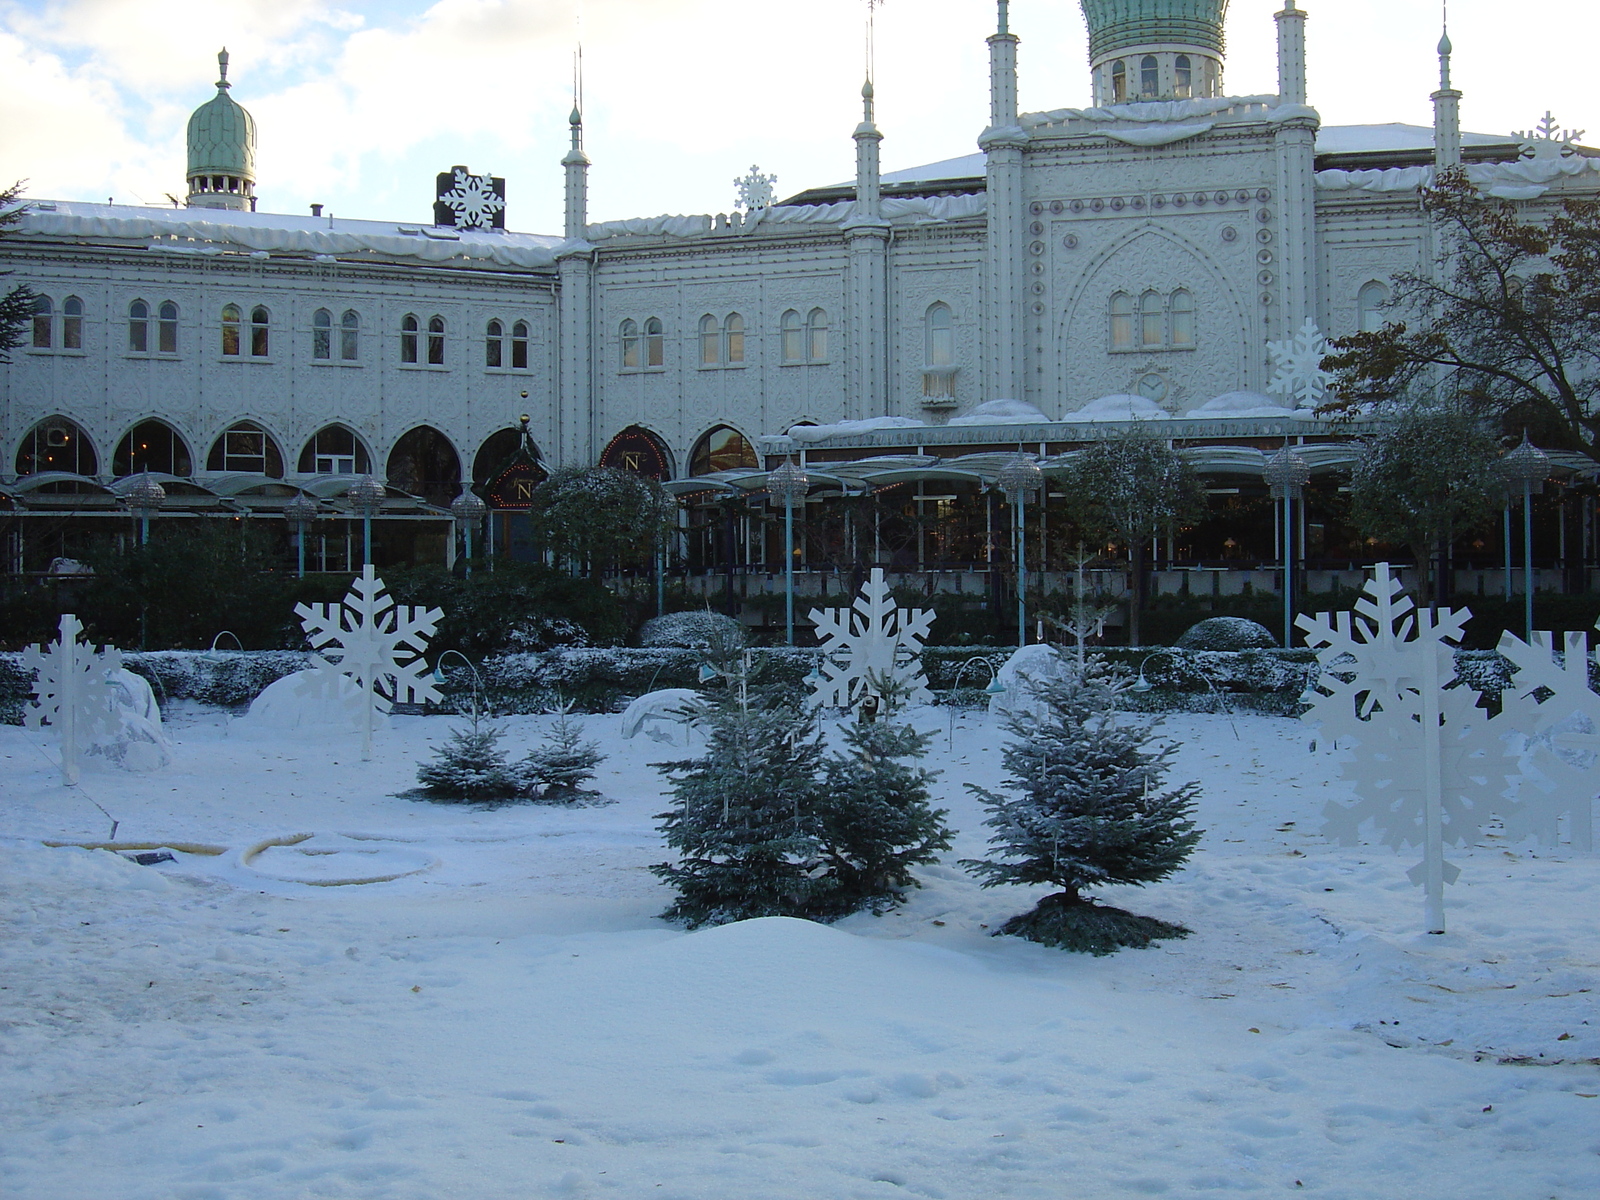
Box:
[296,567,442,758]
[734,165,777,214]
[439,167,505,229]
[22,613,125,784]
[1515,112,1584,163]
[1266,318,1334,409]
[1495,628,1599,850]
[809,568,932,712]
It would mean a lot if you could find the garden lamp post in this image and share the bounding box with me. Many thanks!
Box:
[766,458,809,646]
[125,471,165,546]
[347,475,387,569]
[451,489,487,578]
[1500,436,1551,641]
[1264,443,1311,649]
[998,452,1043,647]
[283,493,319,578]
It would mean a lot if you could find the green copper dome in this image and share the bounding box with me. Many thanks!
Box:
[1079,0,1229,59]
[186,50,256,181]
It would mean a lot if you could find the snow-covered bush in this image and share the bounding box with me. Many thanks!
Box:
[963,660,1202,955]
[518,709,605,801]
[414,725,520,802]
[638,611,747,652]
[1174,616,1278,651]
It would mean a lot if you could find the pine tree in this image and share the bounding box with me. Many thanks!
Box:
[415,724,520,802]
[1,182,39,364]
[519,707,604,801]
[652,687,824,928]
[812,677,952,917]
[962,658,1202,955]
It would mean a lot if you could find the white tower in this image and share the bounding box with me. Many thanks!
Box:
[981,0,1026,404]
[563,104,590,241]
[1433,28,1462,170]
[846,77,890,418]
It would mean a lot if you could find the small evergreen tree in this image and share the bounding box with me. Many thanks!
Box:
[415,724,520,802]
[1,182,39,364]
[519,707,604,801]
[652,686,824,928]
[963,658,1202,955]
[812,676,952,917]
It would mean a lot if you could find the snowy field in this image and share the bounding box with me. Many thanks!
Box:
[2,703,1597,1200]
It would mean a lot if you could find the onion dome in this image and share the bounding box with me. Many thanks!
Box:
[186,49,258,211]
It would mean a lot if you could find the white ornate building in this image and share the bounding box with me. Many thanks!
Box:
[4,2,1597,619]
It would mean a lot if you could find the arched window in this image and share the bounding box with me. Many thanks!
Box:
[486,319,504,368]
[724,313,745,364]
[31,295,52,348]
[926,302,954,366]
[1110,293,1134,349]
[620,319,640,369]
[700,314,720,365]
[340,309,359,361]
[15,416,97,476]
[114,419,191,477]
[1175,55,1192,98]
[298,425,369,475]
[1140,55,1159,98]
[427,316,445,365]
[221,303,242,356]
[250,305,270,357]
[128,300,149,353]
[1358,281,1391,333]
[206,420,284,477]
[386,425,462,508]
[511,320,529,369]
[690,426,758,476]
[1169,289,1195,347]
[644,317,664,367]
[1111,61,1127,103]
[158,302,179,354]
[780,309,804,362]
[401,314,419,363]
[62,297,84,350]
[1140,290,1164,347]
[312,308,333,360]
[473,427,536,488]
[807,308,828,361]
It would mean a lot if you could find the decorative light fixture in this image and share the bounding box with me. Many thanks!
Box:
[450,489,487,578]
[347,475,387,568]
[1499,436,1551,640]
[998,452,1043,647]
[284,493,320,578]
[766,458,810,646]
[124,471,166,546]
[1264,443,1311,648]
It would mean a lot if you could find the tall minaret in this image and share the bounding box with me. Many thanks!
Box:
[1432,25,1462,170]
[1276,1,1307,105]
[562,104,590,241]
[854,79,883,219]
[981,0,1026,404]
[846,71,890,419]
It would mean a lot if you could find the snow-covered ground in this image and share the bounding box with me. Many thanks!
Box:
[2,704,1596,1200]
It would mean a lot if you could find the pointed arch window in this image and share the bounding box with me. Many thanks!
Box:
[401,314,419,363]
[16,416,97,476]
[129,300,149,353]
[1175,55,1193,99]
[511,320,529,369]
[690,426,758,476]
[250,306,270,357]
[644,317,664,367]
[724,313,745,364]
[807,308,829,361]
[1140,55,1159,98]
[61,297,84,350]
[312,308,333,360]
[427,315,445,365]
[926,302,954,367]
[1110,293,1134,349]
[31,295,53,348]
[221,303,242,356]
[780,309,804,362]
[700,314,720,365]
[207,420,284,476]
[1169,289,1195,346]
[158,302,179,354]
[620,319,640,369]
[486,319,504,368]
[1358,281,1391,333]
[1111,61,1127,103]
[299,425,370,475]
[114,419,191,477]
[1140,290,1164,347]
[340,310,359,360]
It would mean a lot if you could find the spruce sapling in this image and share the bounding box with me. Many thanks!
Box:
[415,724,520,802]
[813,673,951,918]
[519,704,604,801]
[962,656,1201,954]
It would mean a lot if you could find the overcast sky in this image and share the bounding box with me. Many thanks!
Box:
[0,0,1591,234]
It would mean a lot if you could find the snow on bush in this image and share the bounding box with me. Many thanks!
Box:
[1174,616,1278,651]
[638,611,748,651]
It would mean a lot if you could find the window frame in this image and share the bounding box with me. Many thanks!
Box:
[724,313,744,365]
[486,318,504,369]
[61,296,84,351]
[426,315,446,366]
[926,302,954,368]
[31,295,53,349]
[806,308,828,362]
[339,309,359,361]
[511,320,529,369]
[1175,54,1192,98]
[249,305,270,358]
[1111,61,1127,103]
[401,314,420,364]
[312,308,333,360]
[221,303,242,357]
[128,300,149,354]
[158,302,179,355]
[644,317,664,368]
[780,309,804,363]
[620,319,640,370]
[699,314,720,366]
[1140,55,1159,98]
[1358,281,1391,334]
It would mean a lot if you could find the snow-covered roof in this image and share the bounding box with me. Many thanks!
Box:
[11,200,567,271]
[1315,123,1514,157]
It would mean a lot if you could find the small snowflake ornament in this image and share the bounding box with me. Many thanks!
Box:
[21,613,125,785]
[296,566,442,760]
[1266,318,1334,409]
[436,166,506,230]
[734,165,777,214]
[1514,112,1584,163]
[809,568,932,712]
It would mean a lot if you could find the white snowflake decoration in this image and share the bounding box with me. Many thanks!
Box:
[296,566,442,759]
[1495,628,1599,850]
[808,568,933,712]
[734,165,777,213]
[1514,112,1584,163]
[439,167,505,229]
[1266,318,1334,409]
[22,613,125,785]
[1297,564,1517,932]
